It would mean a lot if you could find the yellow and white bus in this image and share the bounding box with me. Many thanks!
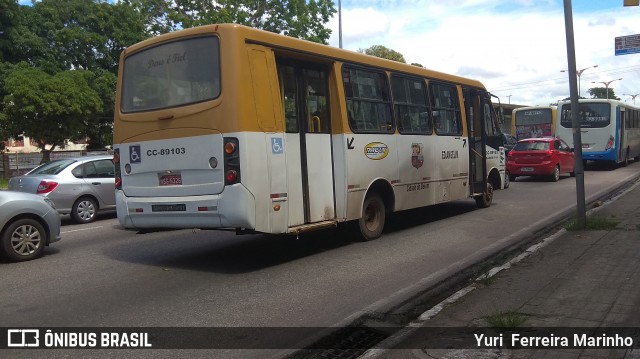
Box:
[113,24,507,240]
[511,106,557,140]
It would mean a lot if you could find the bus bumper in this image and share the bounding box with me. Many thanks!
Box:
[115,185,256,230]
[582,149,616,162]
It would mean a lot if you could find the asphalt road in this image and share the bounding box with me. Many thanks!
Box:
[1,161,639,358]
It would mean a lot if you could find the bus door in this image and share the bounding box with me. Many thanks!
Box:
[463,88,487,195]
[277,60,335,226]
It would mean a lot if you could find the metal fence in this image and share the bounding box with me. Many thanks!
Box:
[0,150,112,179]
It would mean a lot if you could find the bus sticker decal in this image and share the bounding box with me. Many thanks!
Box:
[271,138,284,154]
[130,145,141,163]
[364,142,389,160]
[411,143,424,169]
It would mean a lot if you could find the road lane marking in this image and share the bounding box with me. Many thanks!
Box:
[62,226,103,234]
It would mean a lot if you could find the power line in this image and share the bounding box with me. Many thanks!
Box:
[490,65,640,92]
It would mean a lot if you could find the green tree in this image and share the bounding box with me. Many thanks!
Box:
[125,0,336,43]
[3,65,102,161]
[358,45,406,63]
[587,87,620,100]
[0,0,148,154]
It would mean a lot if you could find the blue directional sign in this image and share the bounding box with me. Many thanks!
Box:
[615,34,640,56]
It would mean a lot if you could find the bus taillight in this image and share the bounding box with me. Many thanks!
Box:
[114,148,122,190]
[605,135,614,150]
[223,137,241,185]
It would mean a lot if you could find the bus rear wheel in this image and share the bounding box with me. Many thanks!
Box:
[358,193,385,241]
[475,182,493,208]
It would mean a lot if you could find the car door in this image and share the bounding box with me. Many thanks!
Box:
[83,159,116,207]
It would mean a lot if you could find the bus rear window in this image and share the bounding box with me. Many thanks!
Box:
[121,36,221,113]
[560,103,610,128]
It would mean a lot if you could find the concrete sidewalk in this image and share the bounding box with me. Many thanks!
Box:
[368,179,640,359]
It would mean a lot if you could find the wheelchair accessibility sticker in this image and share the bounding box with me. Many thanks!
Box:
[130,145,141,163]
[271,138,284,154]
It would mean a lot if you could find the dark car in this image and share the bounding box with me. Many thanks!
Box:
[507,137,575,182]
[8,155,115,223]
[0,191,61,262]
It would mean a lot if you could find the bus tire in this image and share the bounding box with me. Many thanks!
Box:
[504,171,510,189]
[622,148,629,167]
[475,182,493,208]
[358,193,385,241]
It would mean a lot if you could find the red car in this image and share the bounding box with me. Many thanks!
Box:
[507,137,575,182]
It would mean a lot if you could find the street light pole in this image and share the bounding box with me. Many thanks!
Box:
[506,95,512,104]
[591,78,622,100]
[623,93,639,105]
[561,65,598,98]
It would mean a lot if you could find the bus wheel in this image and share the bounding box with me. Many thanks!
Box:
[504,171,510,189]
[475,182,493,208]
[358,193,385,240]
[622,148,629,167]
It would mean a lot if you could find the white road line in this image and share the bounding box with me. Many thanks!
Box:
[62,226,103,234]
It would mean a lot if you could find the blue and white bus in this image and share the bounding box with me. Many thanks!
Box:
[557,99,640,165]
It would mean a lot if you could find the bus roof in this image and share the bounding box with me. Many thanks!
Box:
[122,23,487,90]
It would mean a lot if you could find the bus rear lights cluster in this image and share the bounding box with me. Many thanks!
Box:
[605,135,615,150]
[223,137,241,185]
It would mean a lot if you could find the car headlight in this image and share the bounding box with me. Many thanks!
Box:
[43,197,56,210]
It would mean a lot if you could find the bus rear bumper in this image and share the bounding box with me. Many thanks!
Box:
[582,149,616,162]
[115,185,256,230]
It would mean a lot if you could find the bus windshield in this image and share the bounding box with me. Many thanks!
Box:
[560,103,611,129]
[121,35,221,113]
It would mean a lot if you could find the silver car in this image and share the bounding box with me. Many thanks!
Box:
[0,191,61,262]
[8,155,116,224]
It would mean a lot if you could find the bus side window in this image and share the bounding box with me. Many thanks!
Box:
[430,82,462,136]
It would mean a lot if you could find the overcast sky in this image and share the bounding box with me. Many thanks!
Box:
[326,0,640,106]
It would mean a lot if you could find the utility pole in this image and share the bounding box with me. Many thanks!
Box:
[506,95,512,104]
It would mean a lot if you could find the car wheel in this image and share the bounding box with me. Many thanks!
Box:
[475,181,493,208]
[1,218,46,262]
[504,171,510,189]
[358,193,385,241]
[550,165,560,182]
[71,197,98,224]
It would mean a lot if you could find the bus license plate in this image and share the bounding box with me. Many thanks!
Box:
[152,204,186,212]
[159,173,182,186]
[521,167,534,172]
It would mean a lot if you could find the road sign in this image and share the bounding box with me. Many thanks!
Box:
[615,34,640,56]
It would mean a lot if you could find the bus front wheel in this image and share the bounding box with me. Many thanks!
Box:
[358,193,385,241]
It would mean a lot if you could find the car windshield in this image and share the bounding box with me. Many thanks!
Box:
[513,141,550,151]
[27,159,77,175]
